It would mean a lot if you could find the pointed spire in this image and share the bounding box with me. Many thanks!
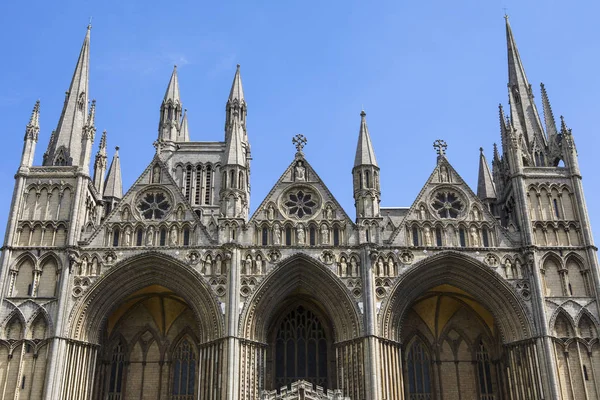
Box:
[44,25,91,166]
[163,65,181,105]
[493,143,500,163]
[224,112,246,167]
[179,109,190,142]
[477,147,497,200]
[504,16,546,148]
[93,130,108,194]
[540,83,558,138]
[25,100,41,141]
[104,146,123,199]
[86,99,96,129]
[354,110,378,168]
[228,64,245,104]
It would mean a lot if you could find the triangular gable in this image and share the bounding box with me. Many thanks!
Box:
[249,154,354,227]
[83,154,214,247]
[388,156,514,246]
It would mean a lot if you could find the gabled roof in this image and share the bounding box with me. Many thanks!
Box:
[249,154,353,226]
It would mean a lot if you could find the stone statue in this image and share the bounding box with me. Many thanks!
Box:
[145,227,154,246]
[473,208,480,221]
[267,205,275,220]
[215,256,222,275]
[152,165,161,183]
[273,225,281,245]
[440,165,449,182]
[244,255,253,275]
[321,224,329,244]
[350,257,358,277]
[419,205,426,220]
[470,227,480,246]
[324,205,333,220]
[124,227,132,246]
[295,161,306,181]
[169,226,178,246]
[377,258,384,276]
[204,256,213,275]
[339,257,348,277]
[80,257,88,276]
[424,226,432,246]
[297,225,305,245]
[387,258,395,276]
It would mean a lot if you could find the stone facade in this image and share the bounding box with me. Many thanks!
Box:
[0,17,598,400]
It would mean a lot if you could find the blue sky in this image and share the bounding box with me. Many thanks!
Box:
[1,1,599,243]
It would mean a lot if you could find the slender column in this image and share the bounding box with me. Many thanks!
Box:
[576,342,590,400]
[362,247,379,399]
[226,246,240,400]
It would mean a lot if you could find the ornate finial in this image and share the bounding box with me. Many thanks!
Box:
[88,17,93,30]
[115,146,120,152]
[479,147,484,154]
[292,134,308,153]
[433,139,448,156]
[503,10,509,20]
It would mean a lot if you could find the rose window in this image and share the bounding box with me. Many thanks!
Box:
[137,191,171,220]
[431,191,464,218]
[284,190,317,218]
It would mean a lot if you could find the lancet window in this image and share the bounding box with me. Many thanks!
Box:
[108,341,125,399]
[171,339,197,399]
[406,339,432,399]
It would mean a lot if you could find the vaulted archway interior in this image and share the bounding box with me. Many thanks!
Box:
[402,284,500,400]
[93,285,199,400]
[266,298,337,393]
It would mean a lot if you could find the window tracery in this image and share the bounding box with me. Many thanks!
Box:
[431,190,464,219]
[137,191,171,220]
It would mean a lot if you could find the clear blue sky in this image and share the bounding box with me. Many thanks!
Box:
[1,1,599,243]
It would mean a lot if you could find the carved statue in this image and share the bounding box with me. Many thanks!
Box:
[215,256,222,275]
[145,227,154,246]
[440,165,449,182]
[377,258,384,276]
[295,161,306,181]
[169,226,178,246]
[124,227,132,246]
[350,257,358,277]
[424,226,432,246]
[244,255,253,275]
[473,208,480,221]
[204,255,213,275]
[297,225,305,245]
[339,257,348,277]
[152,165,161,183]
[267,205,275,220]
[80,257,88,276]
[273,224,281,245]
[470,227,480,247]
[419,205,426,220]
[324,205,333,220]
[387,258,395,276]
[320,224,329,244]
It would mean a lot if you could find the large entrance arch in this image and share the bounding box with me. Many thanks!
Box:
[60,252,225,400]
[238,254,364,399]
[378,251,543,400]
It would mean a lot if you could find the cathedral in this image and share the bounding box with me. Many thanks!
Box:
[0,16,598,400]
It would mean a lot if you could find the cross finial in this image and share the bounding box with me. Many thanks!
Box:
[292,134,308,153]
[433,139,448,156]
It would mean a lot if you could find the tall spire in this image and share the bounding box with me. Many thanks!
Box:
[158,66,183,142]
[43,25,91,166]
[225,64,247,141]
[178,109,190,142]
[477,147,497,201]
[224,111,246,167]
[20,100,41,168]
[104,146,123,199]
[25,100,41,141]
[354,110,378,168]
[93,130,108,194]
[163,65,181,105]
[505,16,546,149]
[540,83,558,139]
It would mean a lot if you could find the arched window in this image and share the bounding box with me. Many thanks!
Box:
[262,227,268,246]
[274,306,329,390]
[222,171,227,189]
[204,166,212,205]
[230,170,235,189]
[412,226,419,246]
[108,341,125,398]
[309,226,316,246]
[406,339,431,398]
[366,226,370,242]
[184,165,192,201]
[194,166,202,205]
[183,228,190,246]
[476,341,494,397]
[285,226,292,246]
[238,171,244,189]
[435,227,443,246]
[333,227,340,246]
[160,228,167,246]
[553,199,560,219]
[365,171,370,188]
[482,228,490,247]
[459,228,466,247]
[112,228,120,247]
[136,228,143,246]
[171,339,196,399]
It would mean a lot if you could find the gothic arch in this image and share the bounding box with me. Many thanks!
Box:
[26,308,52,339]
[68,252,224,343]
[239,253,362,342]
[551,310,576,338]
[380,251,532,343]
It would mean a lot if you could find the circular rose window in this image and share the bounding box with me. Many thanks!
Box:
[137,190,172,220]
[431,190,464,219]
[283,188,319,219]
